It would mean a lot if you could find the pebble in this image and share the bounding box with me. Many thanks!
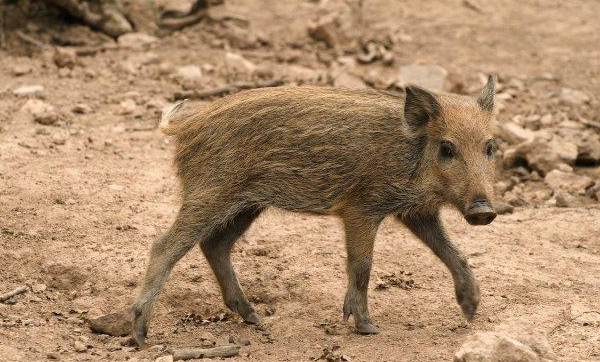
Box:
[21,99,58,125]
[117,32,159,50]
[73,341,87,353]
[13,85,44,97]
[11,64,33,76]
[397,64,448,91]
[225,52,257,75]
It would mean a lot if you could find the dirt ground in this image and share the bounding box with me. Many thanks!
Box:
[1,0,600,361]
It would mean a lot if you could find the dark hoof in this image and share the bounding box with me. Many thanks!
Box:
[242,311,261,325]
[357,322,380,335]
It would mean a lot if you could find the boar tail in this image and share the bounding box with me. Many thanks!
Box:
[159,99,188,135]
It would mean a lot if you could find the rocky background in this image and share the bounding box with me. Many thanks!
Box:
[0,1,599,361]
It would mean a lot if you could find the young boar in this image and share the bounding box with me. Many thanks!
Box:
[132,76,498,346]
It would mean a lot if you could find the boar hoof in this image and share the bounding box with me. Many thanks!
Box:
[456,281,480,320]
[357,322,380,335]
[242,311,261,325]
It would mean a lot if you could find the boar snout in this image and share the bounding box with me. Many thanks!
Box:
[465,199,496,226]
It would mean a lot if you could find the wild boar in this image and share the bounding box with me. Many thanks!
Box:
[132,76,498,346]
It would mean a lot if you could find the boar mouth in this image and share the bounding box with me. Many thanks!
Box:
[464,200,497,226]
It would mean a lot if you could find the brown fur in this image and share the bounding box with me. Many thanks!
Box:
[132,78,497,345]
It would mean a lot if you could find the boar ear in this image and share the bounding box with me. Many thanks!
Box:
[477,74,496,112]
[404,85,440,130]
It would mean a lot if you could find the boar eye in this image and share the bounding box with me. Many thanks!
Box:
[485,140,497,158]
[439,141,456,160]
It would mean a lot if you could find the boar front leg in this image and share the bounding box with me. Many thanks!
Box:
[398,212,480,319]
[341,213,381,334]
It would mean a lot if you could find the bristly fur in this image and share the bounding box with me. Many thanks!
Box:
[131,83,497,345]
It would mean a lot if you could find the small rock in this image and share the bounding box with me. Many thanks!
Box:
[454,330,555,362]
[73,341,87,353]
[72,103,92,114]
[148,344,165,353]
[554,190,578,208]
[333,70,366,89]
[224,52,257,75]
[13,85,44,97]
[86,310,132,337]
[498,122,536,145]
[117,32,159,50]
[54,47,78,69]
[174,65,202,84]
[117,99,138,115]
[330,58,366,89]
[51,134,67,146]
[544,170,594,195]
[513,134,578,175]
[307,14,340,48]
[155,355,173,362]
[283,64,323,85]
[32,283,47,293]
[229,335,251,346]
[559,87,590,105]
[46,352,59,359]
[397,64,448,91]
[11,64,33,76]
[494,202,514,215]
[224,24,267,49]
[21,99,58,125]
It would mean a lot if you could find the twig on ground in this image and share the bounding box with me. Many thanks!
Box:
[173,79,285,101]
[0,286,28,303]
[581,119,600,131]
[16,31,50,49]
[548,310,600,335]
[462,0,484,13]
[173,344,240,360]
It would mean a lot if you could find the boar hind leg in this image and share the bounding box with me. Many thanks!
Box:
[399,212,480,320]
[200,206,263,325]
[341,213,381,334]
[132,225,197,347]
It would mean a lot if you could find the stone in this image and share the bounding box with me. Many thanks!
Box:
[72,103,92,114]
[32,283,47,293]
[333,70,366,89]
[283,64,322,84]
[494,202,514,215]
[224,52,257,75]
[155,355,173,362]
[117,99,138,115]
[21,99,58,125]
[544,170,594,195]
[554,190,578,208]
[174,65,202,84]
[397,64,448,91]
[307,14,339,48]
[73,341,87,353]
[13,85,44,97]
[498,121,536,145]
[54,47,78,69]
[514,134,578,175]
[86,310,132,337]
[454,330,555,362]
[117,32,158,50]
[11,64,33,76]
[224,24,267,49]
[556,128,600,165]
[559,87,590,105]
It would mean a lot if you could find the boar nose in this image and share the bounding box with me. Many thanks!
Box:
[465,199,497,226]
